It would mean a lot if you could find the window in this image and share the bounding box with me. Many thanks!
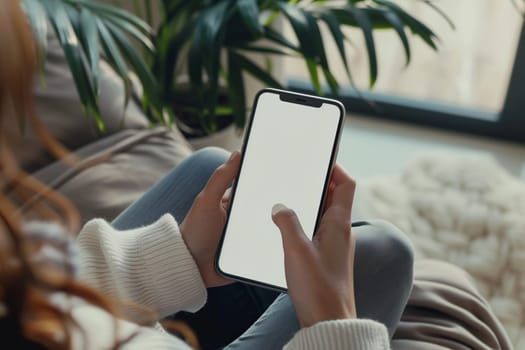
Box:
[285,0,525,143]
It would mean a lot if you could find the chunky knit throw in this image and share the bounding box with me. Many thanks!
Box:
[357,152,525,349]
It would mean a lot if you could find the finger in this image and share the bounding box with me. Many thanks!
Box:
[271,204,309,250]
[322,180,336,212]
[314,206,354,260]
[330,164,352,185]
[201,151,240,203]
[329,165,356,214]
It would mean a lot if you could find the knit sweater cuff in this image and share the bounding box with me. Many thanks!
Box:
[284,319,390,350]
[77,214,206,318]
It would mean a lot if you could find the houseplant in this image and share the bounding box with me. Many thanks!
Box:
[22,0,451,139]
[21,0,164,130]
[149,0,452,138]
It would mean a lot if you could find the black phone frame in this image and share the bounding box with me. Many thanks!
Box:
[214,88,346,293]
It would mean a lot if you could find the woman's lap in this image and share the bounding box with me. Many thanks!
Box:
[225,220,414,350]
[111,147,414,350]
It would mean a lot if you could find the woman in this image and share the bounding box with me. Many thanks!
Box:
[0,0,414,348]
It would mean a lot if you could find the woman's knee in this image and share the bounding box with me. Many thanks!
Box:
[354,219,414,281]
[182,147,231,175]
[192,146,230,162]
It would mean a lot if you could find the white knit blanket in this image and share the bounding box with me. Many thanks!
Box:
[356,152,525,349]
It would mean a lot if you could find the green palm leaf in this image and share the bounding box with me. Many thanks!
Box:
[334,7,378,86]
[306,58,322,94]
[319,9,349,71]
[155,18,197,99]
[96,11,154,52]
[351,8,377,87]
[189,0,231,128]
[97,18,132,113]
[232,51,283,88]
[278,3,328,67]
[238,0,263,37]
[227,50,247,129]
[105,21,163,124]
[44,0,102,129]
[72,0,151,33]
[23,0,157,130]
[264,26,301,53]
[79,9,100,92]
[375,0,439,50]
[235,45,290,55]
[380,9,411,65]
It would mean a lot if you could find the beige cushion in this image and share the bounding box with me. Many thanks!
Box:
[33,126,192,225]
[392,259,513,350]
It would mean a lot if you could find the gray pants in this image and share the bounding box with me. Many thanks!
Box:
[113,147,414,350]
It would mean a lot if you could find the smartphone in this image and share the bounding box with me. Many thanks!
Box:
[216,88,345,291]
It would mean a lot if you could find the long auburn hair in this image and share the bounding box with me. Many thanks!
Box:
[0,1,198,348]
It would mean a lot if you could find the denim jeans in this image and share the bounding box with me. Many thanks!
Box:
[112,147,414,350]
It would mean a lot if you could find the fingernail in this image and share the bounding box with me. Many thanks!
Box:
[272,203,287,216]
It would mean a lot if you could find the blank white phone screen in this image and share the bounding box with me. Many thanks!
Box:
[218,91,342,290]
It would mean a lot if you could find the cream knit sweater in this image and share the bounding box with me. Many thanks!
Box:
[74,214,390,349]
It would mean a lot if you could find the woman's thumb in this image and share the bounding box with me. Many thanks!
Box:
[271,204,308,249]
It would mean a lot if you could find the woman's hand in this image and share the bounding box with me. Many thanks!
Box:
[272,164,357,328]
[180,151,240,288]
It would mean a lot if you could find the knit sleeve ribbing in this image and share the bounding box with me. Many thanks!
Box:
[76,214,206,319]
[284,319,390,350]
